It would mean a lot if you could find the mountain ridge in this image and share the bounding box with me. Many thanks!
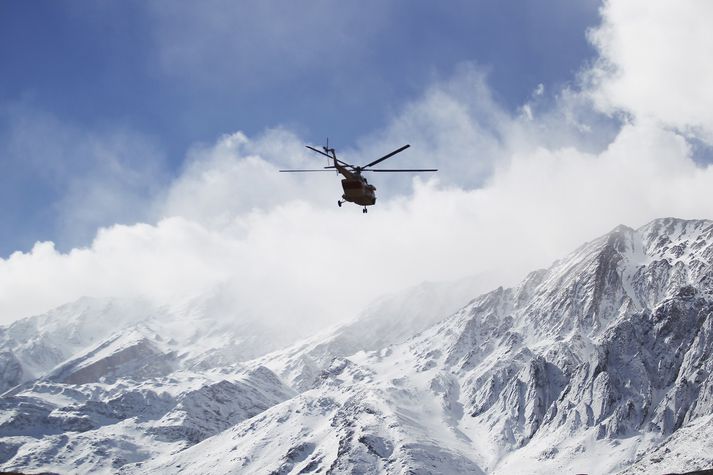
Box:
[1,217,712,474]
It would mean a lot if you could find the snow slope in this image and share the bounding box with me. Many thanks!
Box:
[0,364,294,474]
[0,298,156,393]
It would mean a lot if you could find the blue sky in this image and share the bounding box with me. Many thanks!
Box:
[0,0,601,255]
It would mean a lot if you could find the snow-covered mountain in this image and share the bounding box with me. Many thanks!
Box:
[0,298,158,393]
[2,217,713,474]
[0,263,492,472]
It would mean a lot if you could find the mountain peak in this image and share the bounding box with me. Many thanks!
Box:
[610,223,635,234]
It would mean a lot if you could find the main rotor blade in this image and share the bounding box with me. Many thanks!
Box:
[368,168,438,172]
[362,144,411,169]
[279,169,335,172]
[305,145,333,158]
[306,145,353,167]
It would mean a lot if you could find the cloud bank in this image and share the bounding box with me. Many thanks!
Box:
[1,0,713,327]
[587,0,713,143]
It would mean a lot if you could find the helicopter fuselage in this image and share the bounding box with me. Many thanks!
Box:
[334,162,376,206]
[341,177,376,206]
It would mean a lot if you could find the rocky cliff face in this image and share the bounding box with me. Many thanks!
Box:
[1,217,712,474]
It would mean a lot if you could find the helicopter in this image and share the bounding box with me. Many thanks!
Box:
[279,140,437,213]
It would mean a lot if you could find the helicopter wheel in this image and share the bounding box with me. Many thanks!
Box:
[363,207,368,214]
[337,200,342,208]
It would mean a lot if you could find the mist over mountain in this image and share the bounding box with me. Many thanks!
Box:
[1,217,712,474]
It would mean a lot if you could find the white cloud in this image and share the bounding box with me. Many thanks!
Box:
[0,219,236,324]
[587,0,713,143]
[158,129,335,229]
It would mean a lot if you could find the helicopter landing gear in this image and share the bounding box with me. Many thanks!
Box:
[337,200,342,208]
[363,207,368,214]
